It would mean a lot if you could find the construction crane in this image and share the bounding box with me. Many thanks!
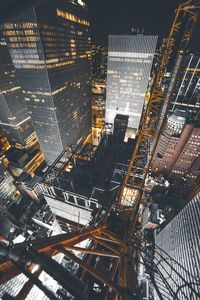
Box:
[119,0,200,206]
[0,1,199,300]
[0,219,200,299]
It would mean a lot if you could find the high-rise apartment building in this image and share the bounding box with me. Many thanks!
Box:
[105,34,157,131]
[1,0,92,164]
[0,35,39,150]
[154,191,200,299]
[170,53,200,116]
[151,109,200,193]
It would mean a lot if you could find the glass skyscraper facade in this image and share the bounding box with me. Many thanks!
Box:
[1,0,92,164]
[0,35,39,150]
[0,162,20,208]
[154,191,200,299]
[171,54,200,116]
[105,34,157,130]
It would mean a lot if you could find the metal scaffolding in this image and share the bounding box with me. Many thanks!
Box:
[0,219,200,300]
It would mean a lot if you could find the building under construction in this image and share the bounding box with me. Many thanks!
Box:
[0,1,200,300]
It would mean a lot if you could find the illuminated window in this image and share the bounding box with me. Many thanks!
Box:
[56,8,90,26]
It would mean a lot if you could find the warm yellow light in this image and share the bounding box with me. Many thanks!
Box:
[57,8,90,26]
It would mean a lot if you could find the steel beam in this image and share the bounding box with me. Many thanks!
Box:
[91,236,120,255]
[63,245,120,258]
[13,225,107,253]
[56,246,123,296]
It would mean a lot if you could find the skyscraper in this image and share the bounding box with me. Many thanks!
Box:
[151,109,200,194]
[154,191,200,299]
[151,109,187,174]
[0,34,39,151]
[105,34,157,131]
[1,0,92,164]
[0,162,20,208]
[170,53,200,117]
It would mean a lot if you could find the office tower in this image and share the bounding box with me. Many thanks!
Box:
[0,35,39,150]
[1,0,92,164]
[152,109,187,173]
[154,191,200,299]
[113,114,129,142]
[0,35,44,176]
[170,53,200,117]
[105,34,157,131]
[151,109,200,193]
[0,162,20,208]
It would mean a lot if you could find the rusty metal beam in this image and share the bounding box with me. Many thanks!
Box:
[0,226,107,279]
[56,246,122,295]
[91,236,120,255]
[101,230,123,244]
[63,245,120,258]
[80,240,98,281]
[13,225,107,253]
[0,261,19,285]
[91,234,121,244]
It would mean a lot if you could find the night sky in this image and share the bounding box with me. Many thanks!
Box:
[85,0,199,50]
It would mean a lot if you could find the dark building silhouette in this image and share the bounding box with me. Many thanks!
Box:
[113,114,129,142]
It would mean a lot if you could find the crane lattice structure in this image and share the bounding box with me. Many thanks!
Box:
[119,0,200,206]
[0,222,200,299]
